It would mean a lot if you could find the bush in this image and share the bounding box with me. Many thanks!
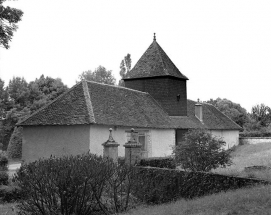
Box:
[173,129,232,172]
[0,184,22,202]
[14,153,136,215]
[132,167,269,204]
[138,157,176,169]
[0,172,9,185]
[7,126,22,160]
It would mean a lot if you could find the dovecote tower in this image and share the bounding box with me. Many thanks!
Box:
[123,34,188,116]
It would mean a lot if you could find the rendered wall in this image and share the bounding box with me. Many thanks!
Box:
[23,124,176,162]
[151,129,175,157]
[89,125,127,157]
[210,130,239,149]
[89,125,175,158]
[22,125,91,163]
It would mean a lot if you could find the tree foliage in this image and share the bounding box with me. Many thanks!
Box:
[206,98,249,128]
[173,129,232,172]
[28,75,68,111]
[7,126,22,159]
[250,104,271,127]
[78,66,116,85]
[0,75,68,152]
[8,77,29,108]
[119,54,131,86]
[0,0,23,49]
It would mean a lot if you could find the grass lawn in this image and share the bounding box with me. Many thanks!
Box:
[123,185,271,215]
[213,142,271,181]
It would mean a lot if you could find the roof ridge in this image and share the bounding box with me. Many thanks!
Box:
[17,81,83,126]
[203,103,242,130]
[84,80,149,94]
[125,38,188,80]
[82,80,95,123]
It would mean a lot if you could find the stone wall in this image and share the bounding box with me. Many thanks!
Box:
[239,137,271,145]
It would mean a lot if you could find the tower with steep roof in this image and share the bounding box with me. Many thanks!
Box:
[123,34,188,116]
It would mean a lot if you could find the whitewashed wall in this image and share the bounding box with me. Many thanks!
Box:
[22,124,176,162]
[22,125,91,163]
[89,125,175,157]
[210,130,239,149]
[151,129,175,157]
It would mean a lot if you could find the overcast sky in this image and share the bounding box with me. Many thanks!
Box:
[1,0,271,112]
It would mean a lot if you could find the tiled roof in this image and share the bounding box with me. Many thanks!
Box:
[200,101,242,130]
[18,81,241,131]
[18,82,95,126]
[124,39,188,80]
[170,100,241,130]
[18,81,172,129]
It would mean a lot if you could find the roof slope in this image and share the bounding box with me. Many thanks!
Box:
[124,38,188,80]
[170,100,242,130]
[18,82,95,126]
[200,101,242,130]
[18,82,241,130]
[18,81,172,129]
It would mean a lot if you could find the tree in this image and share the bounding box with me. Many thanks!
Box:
[7,126,22,159]
[78,66,116,85]
[250,104,271,127]
[0,78,11,118]
[7,77,30,109]
[3,75,68,152]
[0,0,23,49]
[119,54,131,86]
[2,107,30,150]
[206,98,249,128]
[28,75,68,111]
[173,129,232,172]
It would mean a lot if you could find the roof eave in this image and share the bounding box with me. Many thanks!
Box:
[123,75,189,81]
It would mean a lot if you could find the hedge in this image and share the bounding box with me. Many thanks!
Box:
[240,131,271,137]
[138,157,176,169]
[132,167,270,204]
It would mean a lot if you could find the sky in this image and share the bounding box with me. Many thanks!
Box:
[1,0,271,112]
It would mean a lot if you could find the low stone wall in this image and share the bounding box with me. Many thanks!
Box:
[239,137,271,145]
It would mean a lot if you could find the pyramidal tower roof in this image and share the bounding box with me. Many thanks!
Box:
[124,34,188,80]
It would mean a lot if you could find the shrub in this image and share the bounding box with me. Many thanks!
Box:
[0,172,9,185]
[14,153,136,215]
[138,157,176,169]
[173,129,232,172]
[0,184,22,202]
[132,167,269,204]
[7,126,22,160]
